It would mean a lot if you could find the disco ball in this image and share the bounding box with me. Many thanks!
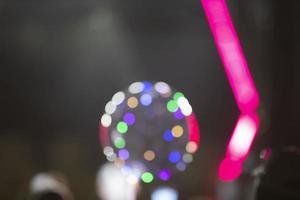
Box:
[99,81,200,183]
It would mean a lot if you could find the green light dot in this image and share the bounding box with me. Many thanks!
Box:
[173,92,184,101]
[141,172,154,183]
[167,100,178,112]
[117,121,128,134]
[114,138,126,149]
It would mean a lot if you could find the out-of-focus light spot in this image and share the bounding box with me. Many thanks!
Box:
[127,97,138,108]
[114,158,125,167]
[144,150,156,161]
[107,153,117,162]
[177,97,192,116]
[129,82,144,94]
[127,174,139,185]
[154,82,170,95]
[114,138,126,149]
[227,115,258,160]
[182,154,193,163]
[143,81,152,92]
[171,125,184,138]
[117,122,128,134]
[176,162,187,171]
[123,112,136,126]
[158,169,171,181]
[168,151,181,163]
[151,187,178,200]
[118,149,130,160]
[105,101,117,114]
[141,172,154,183]
[101,114,112,127]
[167,100,178,113]
[173,92,184,101]
[218,158,242,182]
[140,94,152,106]
[174,109,184,119]
[103,146,114,156]
[186,113,200,145]
[163,130,174,142]
[112,91,125,105]
[186,141,198,153]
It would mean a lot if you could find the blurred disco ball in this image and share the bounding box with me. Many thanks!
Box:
[99,81,200,183]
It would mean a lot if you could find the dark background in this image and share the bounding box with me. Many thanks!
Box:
[0,0,299,199]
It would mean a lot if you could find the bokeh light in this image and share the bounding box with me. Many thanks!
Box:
[99,81,200,183]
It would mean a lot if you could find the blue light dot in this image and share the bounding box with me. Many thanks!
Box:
[163,130,174,142]
[168,151,181,163]
[143,81,153,92]
[140,94,152,106]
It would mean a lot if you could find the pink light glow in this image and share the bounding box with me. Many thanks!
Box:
[186,112,200,146]
[201,0,260,181]
[201,0,259,113]
[227,114,259,161]
[218,158,242,182]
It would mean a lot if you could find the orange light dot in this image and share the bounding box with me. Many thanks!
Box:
[127,97,138,108]
[144,150,156,161]
[172,125,184,138]
[186,141,198,153]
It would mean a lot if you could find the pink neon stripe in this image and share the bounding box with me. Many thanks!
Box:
[201,0,260,181]
[201,0,259,113]
[226,114,259,161]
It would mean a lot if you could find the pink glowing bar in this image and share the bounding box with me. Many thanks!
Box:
[201,0,260,181]
[201,0,259,113]
[226,114,259,161]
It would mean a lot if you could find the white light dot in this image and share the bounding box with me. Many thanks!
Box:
[128,82,144,94]
[105,101,117,114]
[177,97,192,116]
[154,82,171,94]
[112,91,125,105]
[101,114,112,127]
[107,153,117,162]
[182,154,193,163]
[103,146,114,156]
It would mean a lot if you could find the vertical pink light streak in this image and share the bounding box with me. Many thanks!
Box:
[201,0,260,181]
[201,0,259,113]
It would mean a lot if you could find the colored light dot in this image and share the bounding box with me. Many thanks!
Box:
[140,94,152,106]
[117,122,128,134]
[112,91,125,105]
[118,149,130,160]
[123,112,136,126]
[127,97,138,108]
[163,130,174,142]
[114,158,125,167]
[167,100,178,112]
[128,82,144,94]
[141,172,154,183]
[176,162,187,171]
[144,150,156,161]
[114,138,126,149]
[168,151,181,163]
[101,114,112,127]
[173,92,184,101]
[183,154,193,163]
[174,109,184,120]
[186,141,198,153]
[158,169,171,181]
[171,125,184,138]
[143,81,152,92]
